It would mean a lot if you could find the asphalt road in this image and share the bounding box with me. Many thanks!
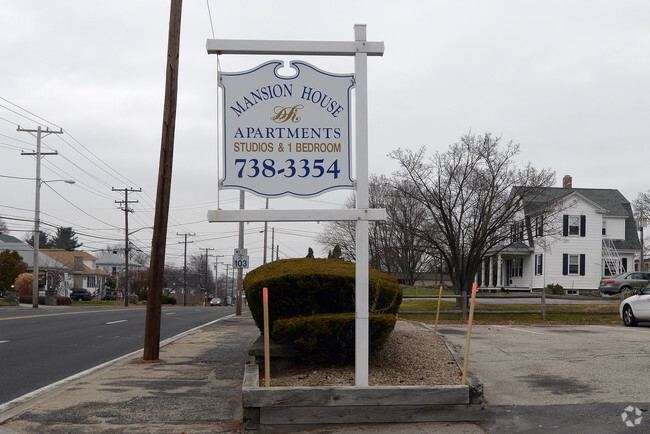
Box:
[439,323,650,433]
[0,305,235,406]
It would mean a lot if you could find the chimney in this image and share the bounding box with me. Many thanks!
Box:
[73,255,84,289]
[563,175,572,189]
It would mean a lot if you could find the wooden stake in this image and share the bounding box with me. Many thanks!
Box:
[461,282,478,385]
[433,285,443,337]
[263,287,271,387]
[143,0,182,361]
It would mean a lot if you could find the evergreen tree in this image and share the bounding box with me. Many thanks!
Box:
[25,231,53,249]
[306,247,314,258]
[0,250,28,290]
[51,227,82,251]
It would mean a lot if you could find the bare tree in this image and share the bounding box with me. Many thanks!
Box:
[317,175,433,284]
[0,218,9,234]
[390,132,555,297]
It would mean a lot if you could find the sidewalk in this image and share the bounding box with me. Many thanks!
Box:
[0,313,260,433]
[0,310,484,433]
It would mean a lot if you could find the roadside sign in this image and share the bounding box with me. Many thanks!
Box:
[233,254,249,269]
[234,248,248,255]
[219,60,354,197]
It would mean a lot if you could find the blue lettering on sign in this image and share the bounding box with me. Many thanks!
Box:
[300,86,345,117]
[229,84,293,117]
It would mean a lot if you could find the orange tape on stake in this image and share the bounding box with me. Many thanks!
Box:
[461,282,478,385]
[263,287,268,303]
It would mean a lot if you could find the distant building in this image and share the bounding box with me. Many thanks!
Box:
[0,234,67,291]
[39,249,109,296]
[481,176,641,291]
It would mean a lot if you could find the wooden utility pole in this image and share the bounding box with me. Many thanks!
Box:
[113,187,141,306]
[18,126,61,308]
[177,233,195,306]
[144,0,182,361]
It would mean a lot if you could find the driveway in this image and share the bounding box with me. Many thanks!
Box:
[439,323,650,433]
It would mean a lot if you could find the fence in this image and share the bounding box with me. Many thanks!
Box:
[400,292,620,320]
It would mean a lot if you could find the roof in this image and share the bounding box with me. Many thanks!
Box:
[518,187,640,250]
[40,249,108,276]
[95,252,144,269]
[0,235,67,269]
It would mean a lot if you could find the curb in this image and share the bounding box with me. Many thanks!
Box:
[0,313,236,422]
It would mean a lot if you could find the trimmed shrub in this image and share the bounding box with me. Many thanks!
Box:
[272,313,397,364]
[161,295,177,305]
[14,273,33,297]
[244,258,402,333]
[20,295,45,304]
[56,296,72,306]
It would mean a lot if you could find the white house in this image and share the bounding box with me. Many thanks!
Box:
[481,176,641,291]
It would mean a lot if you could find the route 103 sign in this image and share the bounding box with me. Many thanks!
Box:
[219,60,354,197]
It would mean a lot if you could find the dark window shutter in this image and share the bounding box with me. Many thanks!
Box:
[579,254,586,276]
[622,258,628,272]
[563,215,569,236]
[562,254,568,275]
[580,215,586,237]
[539,216,544,236]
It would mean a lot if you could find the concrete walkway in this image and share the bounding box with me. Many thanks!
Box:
[0,312,485,433]
[0,314,259,433]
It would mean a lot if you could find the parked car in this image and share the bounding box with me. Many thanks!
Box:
[210,297,222,306]
[598,272,650,295]
[620,284,650,326]
[70,288,92,301]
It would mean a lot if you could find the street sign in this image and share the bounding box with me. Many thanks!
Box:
[233,254,249,269]
[234,248,248,255]
[219,60,354,197]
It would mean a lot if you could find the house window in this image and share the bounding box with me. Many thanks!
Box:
[563,215,586,237]
[563,253,586,276]
[535,254,543,275]
[569,216,580,235]
[602,220,606,236]
[568,255,579,274]
[511,221,524,243]
[535,216,544,237]
[510,258,523,278]
[87,276,96,287]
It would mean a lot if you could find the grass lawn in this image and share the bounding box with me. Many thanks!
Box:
[399,297,622,325]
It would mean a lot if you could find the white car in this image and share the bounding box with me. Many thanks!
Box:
[620,284,650,326]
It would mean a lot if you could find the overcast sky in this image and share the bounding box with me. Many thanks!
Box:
[1,1,649,274]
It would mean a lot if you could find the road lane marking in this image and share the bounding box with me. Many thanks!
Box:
[494,325,544,334]
[0,313,236,418]
[105,320,127,325]
[0,340,9,344]
[165,312,176,315]
[0,308,145,321]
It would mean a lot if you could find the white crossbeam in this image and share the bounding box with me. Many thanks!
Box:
[207,208,386,223]
[206,39,384,56]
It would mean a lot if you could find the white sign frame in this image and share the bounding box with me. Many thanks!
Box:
[207,25,384,386]
[219,60,354,197]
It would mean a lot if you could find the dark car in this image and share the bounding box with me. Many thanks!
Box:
[70,288,92,301]
[598,272,650,295]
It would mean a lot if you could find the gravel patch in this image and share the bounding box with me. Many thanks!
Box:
[263,319,462,386]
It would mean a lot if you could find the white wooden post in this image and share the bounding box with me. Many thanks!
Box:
[206,25,384,387]
[354,24,370,386]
